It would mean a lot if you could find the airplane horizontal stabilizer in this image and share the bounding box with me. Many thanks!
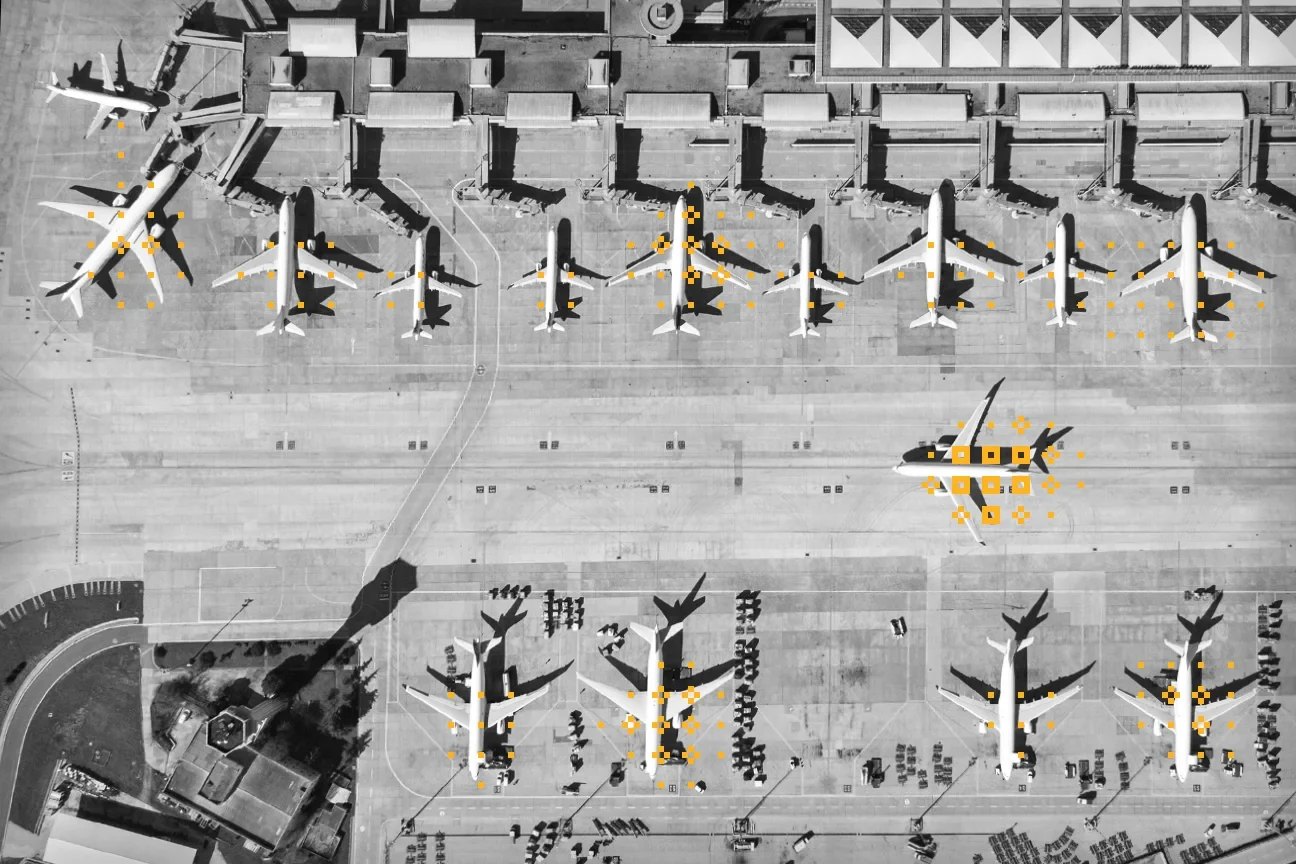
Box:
[987,637,1008,655]
[284,321,305,337]
[679,322,700,336]
[909,309,958,329]
[791,322,820,338]
[46,72,59,103]
[43,279,84,317]
[1016,636,1035,654]
[1045,313,1077,327]
[653,319,677,336]
[628,621,658,646]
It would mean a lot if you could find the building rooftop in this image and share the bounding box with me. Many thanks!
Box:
[42,814,197,864]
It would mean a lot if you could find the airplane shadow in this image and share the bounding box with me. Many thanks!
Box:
[683,283,725,318]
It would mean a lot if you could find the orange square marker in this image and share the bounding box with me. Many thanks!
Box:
[147,300,154,309]
[837,301,845,309]
[1048,300,1055,309]
[88,241,95,248]
[1107,331,1114,339]
[117,151,124,159]
[957,271,965,279]
[388,301,395,309]
[327,301,334,309]
[988,271,995,279]
[927,272,934,279]
[117,300,125,308]
[717,300,725,310]
[687,301,694,309]
[747,300,755,309]
[988,241,996,249]
[118,182,125,189]
[1137,300,1145,309]
[267,300,275,309]
[988,300,995,309]
[327,241,334,248]
[418,301,425,309]
[568,301,575,309]
[298,271,305,279]
[658,300,665,309]
[117,270,125,279]
[898,272,905,279]
[928,241,934,248]
[1259,301,1266,309]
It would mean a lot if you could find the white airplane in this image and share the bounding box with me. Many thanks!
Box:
[46,49,157,139]
[608,197,750,336]
[1019,218,1113,328]
[893,378,1071,545]
[1120,201,1267,343]
[578,575,733,777]
[936,591,1089,782]
[38,160,187,316]
[374,231,462,339]
[212,193,357,336]
[508,227,597,333]
[1113,593,1258,782]
[763,231,851,338]
[861,189,1006,329]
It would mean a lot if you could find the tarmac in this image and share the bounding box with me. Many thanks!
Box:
[1,1,1295,863]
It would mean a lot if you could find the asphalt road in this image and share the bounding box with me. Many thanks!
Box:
[0,621,147,850]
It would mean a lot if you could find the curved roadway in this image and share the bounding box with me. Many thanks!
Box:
[0,620,147,849]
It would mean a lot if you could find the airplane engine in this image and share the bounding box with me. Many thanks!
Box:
[111,194,128,208]
[1160,246,1171,262]
[1028,718,1039,735]
[1204,244,1215,258]
[977,721,988,735]
[306,238,317,252]
[937,434,958,449]
[149,223,165,239]
[1152,722,1163,737]
[535,261,544,273]
[262,238,271,251]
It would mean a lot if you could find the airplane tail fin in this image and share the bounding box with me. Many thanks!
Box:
[987,637,1009,655]
[909,309,958,329]
[653,318,677,336]
[628,621,658,646]
[1172,323,1216,343]
[42,278,84,318]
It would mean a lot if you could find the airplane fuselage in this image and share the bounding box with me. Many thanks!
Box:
[996,640,1022,781]
[272,196,295,315]
[544,228,559,321]
[77,162,179,283]
[796,233,813,329]
[466,652,488,779]
[1170,652,1194,781]
[668,198,688,321]
[641,641,666,778]
[895,444,1035,482]
[1051,221,1069,320]
[409,233,428,330]
[923,191,944,308]
[1176,207,1202,334]
[48,82,156,116]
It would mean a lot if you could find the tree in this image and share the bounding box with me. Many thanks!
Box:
[267,640,283,657]
[197,650,217,669]
[154,644,168,662]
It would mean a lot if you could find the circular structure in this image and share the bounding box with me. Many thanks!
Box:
[639,0,683,40]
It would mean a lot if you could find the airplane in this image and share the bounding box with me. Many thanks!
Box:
[578,574,733,777]
[374,231,465,339]
[403,600,560,780]
[893,378,1072,545]
[46,47,157,138]
[212,193,358,336]
[762,231,852,338]
[38,160,188,317]
[1120,200,1268,343]
[936,590,1090,782]
[608,197,751,336]
[1113,592,1259,782]
[1019,217,1113,328]
[508,227,597,333]
[861,189,1007,329]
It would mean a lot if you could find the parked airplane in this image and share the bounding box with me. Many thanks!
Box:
[375,231,464,339]
[763,231,852,338]
[38,160,187,317]
[1019,218,1113,327]
[1113,593,1259,782]
[608,197,750,336]
[861,189,1006,329]
[508,227,597,333]
[936,590,1091,782]
[46,47,157,138]
[404,599,562,780]
[578,574,733,777]
[212,193,357,336]
[1120,200,1268,343]
[893,378,1071,545]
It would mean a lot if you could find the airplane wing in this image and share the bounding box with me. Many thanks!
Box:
[1018,685,1082,725]
[490,685,549,719]
[607,259,669,287]
[374,275,418,297]
[1019,261,1053,285]
[39,201,114,229]
[578,674,649,718]
[403,684,471,728]
[863,237,927,280]
[950,493,985,545]
[85,103,114,139]
[1200,255,1265,294]
[1112,687,1174,726]
[763,271,798,295]
[950,378,1004,453]
[129,243,165,303]
[427,277,463,298]
[665,669,734,719]
[507,272,541,290]
[690,249,750,290]
[1195,687,1258,724]
[298,248,357,289]
[946,241,1004,281]
[212,247,277,287]
[1070,261,1113,286]
[935,686,996,724]
[1120,253,1180,297]
[423,665,470,703]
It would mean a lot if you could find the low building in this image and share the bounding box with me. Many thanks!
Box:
[39,813,198,864]
[159,701,318,856]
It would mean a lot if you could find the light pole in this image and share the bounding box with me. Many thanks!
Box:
[187,598,254,666]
